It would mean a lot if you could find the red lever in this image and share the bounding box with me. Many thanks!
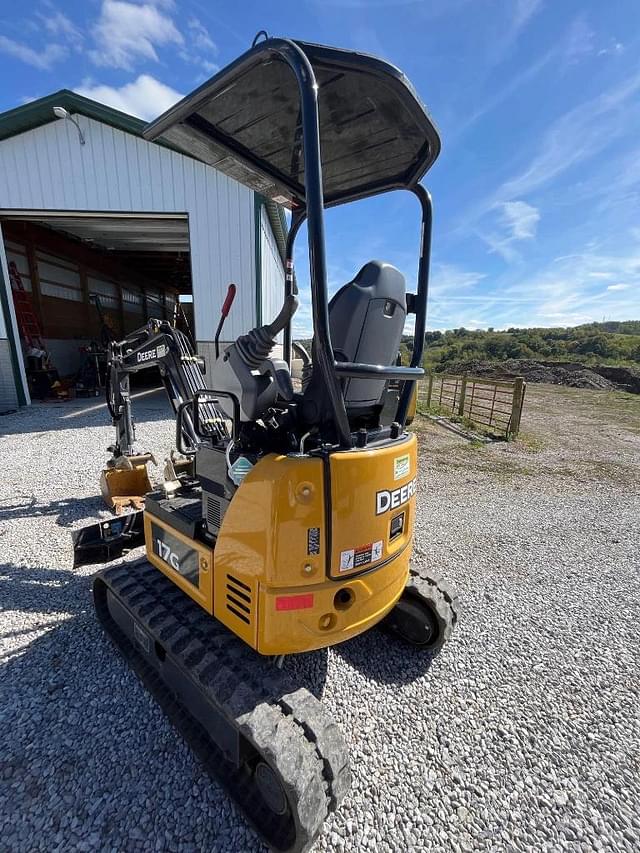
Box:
[221,283,237,318]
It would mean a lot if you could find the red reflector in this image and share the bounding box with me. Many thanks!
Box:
[275,594,314,611]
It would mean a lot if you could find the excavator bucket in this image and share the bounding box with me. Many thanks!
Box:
[100,454,154,513]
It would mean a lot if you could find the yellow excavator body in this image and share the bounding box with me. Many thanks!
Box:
[144,433,417,654]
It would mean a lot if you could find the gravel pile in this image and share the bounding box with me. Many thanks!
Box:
[1,386,639,852]
[446,359,621,391]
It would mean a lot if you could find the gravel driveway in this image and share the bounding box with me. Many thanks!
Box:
[1,384,639,852]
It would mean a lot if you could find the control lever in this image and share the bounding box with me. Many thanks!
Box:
[260,358,294,401]
[215,283,237,358]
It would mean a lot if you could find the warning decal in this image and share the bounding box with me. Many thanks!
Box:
[394,453,411,480]
[340,539,383,572]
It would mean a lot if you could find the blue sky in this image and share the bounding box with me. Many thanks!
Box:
[1,0,638,336]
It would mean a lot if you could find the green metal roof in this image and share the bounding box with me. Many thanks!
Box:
[0,88,289,260]
[0,89,147,143]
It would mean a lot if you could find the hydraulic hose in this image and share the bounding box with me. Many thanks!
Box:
[234,293,299,369]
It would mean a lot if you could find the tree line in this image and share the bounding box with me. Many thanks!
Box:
[400,321,640,368]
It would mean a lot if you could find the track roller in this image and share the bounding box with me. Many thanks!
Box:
[92,560,350,852]
[382,567,459,653]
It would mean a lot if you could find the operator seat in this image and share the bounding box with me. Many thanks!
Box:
[302,260,407,428]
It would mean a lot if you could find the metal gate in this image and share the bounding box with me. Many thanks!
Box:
[419,372,525,438]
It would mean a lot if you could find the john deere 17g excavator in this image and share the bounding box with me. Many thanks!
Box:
[73,35,459,852]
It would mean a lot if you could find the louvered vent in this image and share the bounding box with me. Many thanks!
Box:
[206,496,222,529]
[226,574,252,625]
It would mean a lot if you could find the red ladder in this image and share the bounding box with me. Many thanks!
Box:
[8,260,45,350]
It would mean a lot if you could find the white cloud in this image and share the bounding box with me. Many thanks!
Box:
[510,0,543,38]
[481,200,540,262]
[501,201,540,240]
[563,16,594,65]
[188,18,216,53]
[488,0,543,66]
[179,18,219,77]
[427,244,640,331]
[449,71,640,254]
[598,39,624,57]
[453,16,604,141]
[499,72,640,200]
[498,248,640,326]
[430,263,486,296]
[40,10,84,48]
[454,47,554,137]
[0,35,66,70]
[75,74,183,121]
[90,0,183,70]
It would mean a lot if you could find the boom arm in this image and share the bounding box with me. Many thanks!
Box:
[107,319,228,458]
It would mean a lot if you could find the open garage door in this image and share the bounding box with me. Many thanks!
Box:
[1,211,193,399]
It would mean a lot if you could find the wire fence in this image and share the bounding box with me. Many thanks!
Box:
[418,372,526,438]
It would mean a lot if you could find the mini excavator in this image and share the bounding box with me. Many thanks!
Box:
[73,36,459,852]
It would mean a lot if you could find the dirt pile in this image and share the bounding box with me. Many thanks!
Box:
[443,359,640,393]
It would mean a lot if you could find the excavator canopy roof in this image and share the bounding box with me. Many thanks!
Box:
[144,38,440,209]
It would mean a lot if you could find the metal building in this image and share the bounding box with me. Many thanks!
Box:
[0,90,286,412]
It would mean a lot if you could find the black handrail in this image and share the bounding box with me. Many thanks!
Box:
[396,185,433,426]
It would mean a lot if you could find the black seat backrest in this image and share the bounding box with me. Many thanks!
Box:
[329,260,406,412]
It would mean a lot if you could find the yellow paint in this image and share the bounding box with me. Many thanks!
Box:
[144,512,214,613]
[212,454,326,588]
[329,433,417,580]
[256,543,411,654]
[144,432,418,656]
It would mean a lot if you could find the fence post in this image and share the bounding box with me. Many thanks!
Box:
[510,377,525,437]
[458,374,467,416]
[426,371,433,408]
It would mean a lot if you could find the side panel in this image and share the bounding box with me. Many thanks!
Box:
[213,454,325,649]
[144,512,214,614]
[213,454,326,588]
[329,433,417,579]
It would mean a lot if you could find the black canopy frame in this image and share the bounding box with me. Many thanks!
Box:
[145,37,440,447]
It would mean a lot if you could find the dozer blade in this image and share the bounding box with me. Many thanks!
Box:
[72,511,145,568]
[93,559,351,852]
[100,464,152,514]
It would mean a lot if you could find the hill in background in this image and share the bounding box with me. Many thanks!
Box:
[400,321,640,370]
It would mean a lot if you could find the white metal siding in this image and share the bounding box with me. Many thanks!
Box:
[0,116,258,341]
[260,204,285,331]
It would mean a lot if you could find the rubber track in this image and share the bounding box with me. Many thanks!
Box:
[93,559,350,853]
[409,567,460,626]
[407,567,460,648]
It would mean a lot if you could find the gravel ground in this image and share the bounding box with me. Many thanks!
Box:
[1,384,639,852]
